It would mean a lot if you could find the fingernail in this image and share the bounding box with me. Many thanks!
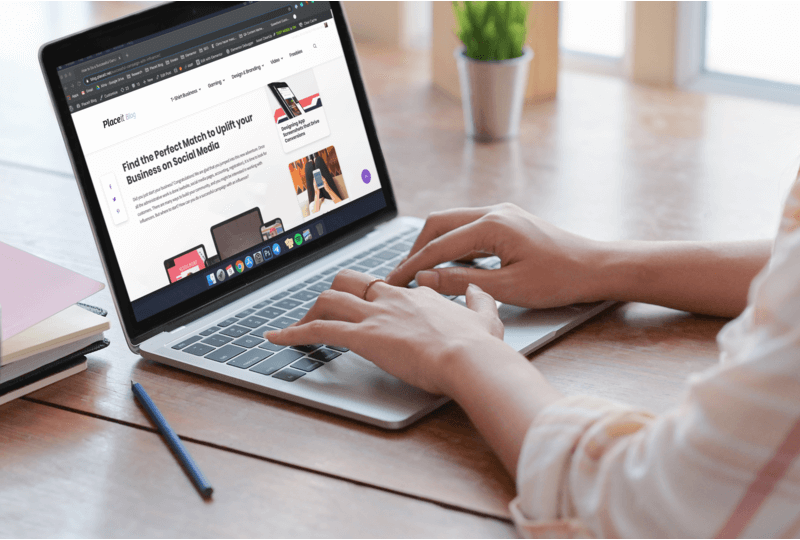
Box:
[467,283,483,293]
[416,270,439,288]
[266,330,280,339]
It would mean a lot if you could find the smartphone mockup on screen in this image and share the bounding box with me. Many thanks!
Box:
[260,218,284,241]
[313,169,324,189]
[164,245,207,284]
[268,82,304,118]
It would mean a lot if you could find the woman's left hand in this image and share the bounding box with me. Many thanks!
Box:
[265,270,506,395]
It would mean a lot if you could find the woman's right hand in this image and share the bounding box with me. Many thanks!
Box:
[386,203,606,309]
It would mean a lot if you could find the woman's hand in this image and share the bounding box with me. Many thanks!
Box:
[267,269,564,474]
[386,203,604,309]
[266,270,507,396]
[322,178,342,203]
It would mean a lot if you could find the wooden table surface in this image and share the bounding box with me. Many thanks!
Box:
[3,4,800,537]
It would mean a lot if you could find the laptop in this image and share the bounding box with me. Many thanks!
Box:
[40,2,613,429]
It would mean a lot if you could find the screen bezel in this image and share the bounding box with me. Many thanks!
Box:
[39,1,399,347]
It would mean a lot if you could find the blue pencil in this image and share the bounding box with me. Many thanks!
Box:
[131,381,214,498]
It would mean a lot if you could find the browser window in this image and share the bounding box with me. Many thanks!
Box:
[55,2,385,321]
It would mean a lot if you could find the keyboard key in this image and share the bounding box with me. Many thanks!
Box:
[250,325,273,337]
[268,316,298,329]
[275,298,302,310]
[341,258,358,266]
[286,307,310,319]
[290,290,318,302]
[249,349,304,375]
[307,282,330,294]
[291,358,324,372]
[219,325,250,338]
[238,315,268,329]
[205,344,246,363]
[310,348,341,362]
[374,249,401,260]
[270,291,290,301]
[227,349,272,369]
[172,335,202,350]
[217,317,237,327]
[291,344,323,353]
[255,306,286,319]
[235,308,255,318]
[272,368,305,382]
[321,267,338,275]
[370,266,393,279]
[304,276,321,284]
[199,327,219,336]
[232,335,264,348]
[349,265,369,273]
[354,250,372,259]
[201,334,232,347]
[183,343,215,356]
[252,301,271,309]
[258,341,286,352]
[358,257,383,268]
[288,283,306,292]
[326,345,349,353]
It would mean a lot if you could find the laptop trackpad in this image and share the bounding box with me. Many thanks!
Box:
[454,296,611,355]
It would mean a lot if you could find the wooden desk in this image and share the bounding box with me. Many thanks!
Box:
[2,14,800,536]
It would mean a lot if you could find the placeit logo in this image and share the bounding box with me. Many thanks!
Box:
[102,112,136,129]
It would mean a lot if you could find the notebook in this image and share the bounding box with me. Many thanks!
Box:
[0,241,105,341]
[0,304,110,382]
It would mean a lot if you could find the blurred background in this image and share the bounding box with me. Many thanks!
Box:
[3,1,800,243]
[5,1,800,174]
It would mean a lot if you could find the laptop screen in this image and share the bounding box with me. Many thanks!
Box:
[51,2,390,324]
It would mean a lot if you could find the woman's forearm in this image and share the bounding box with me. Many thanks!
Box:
[592,239,772,317]
[443,338,563,476]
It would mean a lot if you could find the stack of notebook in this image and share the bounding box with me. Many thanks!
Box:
[0,241,109,405]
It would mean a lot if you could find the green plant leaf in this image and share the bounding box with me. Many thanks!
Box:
[453,1,529,61]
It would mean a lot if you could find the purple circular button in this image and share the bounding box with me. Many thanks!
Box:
[361,169,371,184]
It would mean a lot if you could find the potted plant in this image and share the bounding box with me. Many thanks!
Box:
[453,1,532,141]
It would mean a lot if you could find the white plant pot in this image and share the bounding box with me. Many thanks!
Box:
[454,46,533,141]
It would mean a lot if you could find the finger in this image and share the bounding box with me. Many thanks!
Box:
[415,265,514,299]
[266,320,356,349]
[465,284,504,340]
[330,268,378,297]
[465,283,499,318]
[387,220,495,286]
[406,207,491,261]
[295,289,372,325]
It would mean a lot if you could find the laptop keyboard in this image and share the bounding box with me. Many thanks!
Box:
[170,228,500,383]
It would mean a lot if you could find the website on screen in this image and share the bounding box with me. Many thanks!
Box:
[60,3,383,313]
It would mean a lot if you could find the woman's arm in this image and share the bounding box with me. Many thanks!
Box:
[386,204,771,318]
[322,179,342,203]
[594,239,770,317]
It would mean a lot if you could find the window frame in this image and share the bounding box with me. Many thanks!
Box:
[676,1,800,105]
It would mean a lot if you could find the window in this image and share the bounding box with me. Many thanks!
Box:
[559,1,626,58]
[676,2,800,104]
[705,2,800,86]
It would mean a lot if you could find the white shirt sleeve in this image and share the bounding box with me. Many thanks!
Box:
[511,172,800,538]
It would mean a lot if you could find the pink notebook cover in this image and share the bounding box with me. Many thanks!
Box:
[0,241,105,341]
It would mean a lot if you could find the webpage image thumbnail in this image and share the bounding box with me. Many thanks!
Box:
[266,68,330,154]
[288,145,349,218]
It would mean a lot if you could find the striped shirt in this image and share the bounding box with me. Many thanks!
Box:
[511,171,800,538]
